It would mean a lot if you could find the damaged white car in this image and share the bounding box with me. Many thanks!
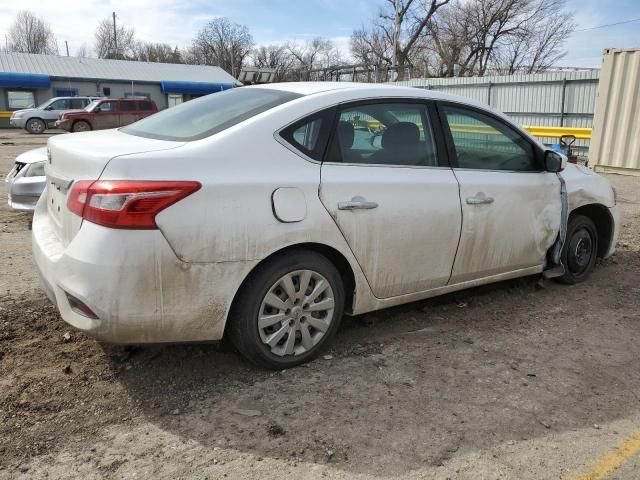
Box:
[32,83,620,369]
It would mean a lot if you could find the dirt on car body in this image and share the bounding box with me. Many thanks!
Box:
[1,131,640,479]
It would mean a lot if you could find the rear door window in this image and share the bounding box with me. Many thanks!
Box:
[121,101,137,112]
[326,102,438,167]
[138,101,153,111]
[69,98,86,109]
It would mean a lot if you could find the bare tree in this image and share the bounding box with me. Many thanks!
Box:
[75,43,91,58]
[250,44,295,81]
[287,37,342,79]
[94,17,136,59]
[7,11,58,55]
[134,42,183,63]
[351,0,452,79]
[429,0,575,76]
[189,18,253,75]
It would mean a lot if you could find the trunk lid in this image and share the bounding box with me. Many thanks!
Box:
[45,129,185,246]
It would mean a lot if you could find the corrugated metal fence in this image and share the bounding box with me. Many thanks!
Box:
[392,70,600,152]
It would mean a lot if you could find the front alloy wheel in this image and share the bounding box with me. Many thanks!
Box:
[229,250,344,369]
[25,118,46,134]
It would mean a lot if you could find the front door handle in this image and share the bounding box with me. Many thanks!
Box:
[466,192,495,205]
[338,196,379,210]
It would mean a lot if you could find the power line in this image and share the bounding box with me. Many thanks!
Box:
[574,17,640,33]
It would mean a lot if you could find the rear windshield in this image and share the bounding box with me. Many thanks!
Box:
[121,88,302,141]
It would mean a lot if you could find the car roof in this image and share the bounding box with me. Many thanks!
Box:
[249,82,524,133]
[249,81,479,104]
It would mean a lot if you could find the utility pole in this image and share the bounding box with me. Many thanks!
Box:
[65,41,70,56]
[392,0,400,69]
[112,12,118,59]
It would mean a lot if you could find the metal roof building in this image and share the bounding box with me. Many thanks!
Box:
[0,52,240,123]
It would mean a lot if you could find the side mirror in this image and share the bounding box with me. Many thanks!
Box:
[545,150,566,173]
[44,106,53,111]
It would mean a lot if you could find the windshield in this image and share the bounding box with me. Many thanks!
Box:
[85,100,100,112]
[36,99,54,109]
[121,87,302,141]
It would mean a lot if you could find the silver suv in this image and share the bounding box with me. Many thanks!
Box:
[9,96,100,134]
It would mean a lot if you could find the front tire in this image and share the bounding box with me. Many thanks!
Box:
[558,214,599,284]
[228,250,345,369]
[25,118,46,134]
[72,120,91,132]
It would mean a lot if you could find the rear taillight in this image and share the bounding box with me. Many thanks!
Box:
[67,180,201,229]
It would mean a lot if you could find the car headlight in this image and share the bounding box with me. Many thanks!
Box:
[12,112,23,119]
[25,161,45,178]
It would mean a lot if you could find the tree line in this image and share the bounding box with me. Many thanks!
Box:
[3,2,575,80]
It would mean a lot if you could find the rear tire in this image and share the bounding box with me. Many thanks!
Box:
[228,250,344,369]
[25,118,46,134]
[558,214,598,284]
[72,121,91,132]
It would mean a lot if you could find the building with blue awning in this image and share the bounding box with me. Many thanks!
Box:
[0,52,241,124]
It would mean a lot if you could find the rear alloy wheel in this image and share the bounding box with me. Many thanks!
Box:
[558,214,598,284]
[229,251,344,369]
[25,118,46,134]
[72,121,91,133]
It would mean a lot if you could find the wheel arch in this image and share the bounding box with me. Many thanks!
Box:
[24,117,45,132]
[225,242,357,336]
[72,119,92,131]
[570,203,614,257]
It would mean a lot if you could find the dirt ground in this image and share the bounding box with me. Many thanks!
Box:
[1,129,640,480]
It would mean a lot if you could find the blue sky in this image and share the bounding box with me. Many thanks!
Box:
[0,0,639,67]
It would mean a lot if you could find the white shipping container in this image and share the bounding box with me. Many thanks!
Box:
[591,48,640,175]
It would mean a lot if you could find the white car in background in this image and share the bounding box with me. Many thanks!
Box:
[32,83,620,369]
[5,147,47,210]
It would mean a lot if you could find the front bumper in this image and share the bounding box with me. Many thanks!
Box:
[9,117,25,128]
[32,193,257,344]
[55,120,71,131]
[605,204,621,258]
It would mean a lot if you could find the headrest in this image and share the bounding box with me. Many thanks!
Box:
[381,122,420,149]
[337,121,355,149]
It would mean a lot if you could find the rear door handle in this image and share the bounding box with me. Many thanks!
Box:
[466,192,494,205]
[338,196,379,210]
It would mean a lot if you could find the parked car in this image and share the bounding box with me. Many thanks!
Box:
[5,147,47,210]
[9,97,100,134]
[32,83,620,369]
[55,98,158,132]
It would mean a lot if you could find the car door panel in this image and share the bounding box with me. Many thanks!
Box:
[94,101,120,129]
[449,170,560,283]
[318,100,462,299]
[438,103,561,283]
[320,165,462,298]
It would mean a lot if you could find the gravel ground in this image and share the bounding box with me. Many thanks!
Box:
[1,130,640,480]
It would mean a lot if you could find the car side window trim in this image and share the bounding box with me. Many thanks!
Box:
[321,98,447,169]
[435,100,545,172]
[278,107,336,162]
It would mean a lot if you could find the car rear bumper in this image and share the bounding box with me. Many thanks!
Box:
[6,176,45,211]
[32,193,256,344]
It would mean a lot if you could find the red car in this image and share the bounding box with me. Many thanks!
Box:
[56,98,158,132]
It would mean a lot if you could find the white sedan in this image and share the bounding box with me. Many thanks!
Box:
[32,83,620,368]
